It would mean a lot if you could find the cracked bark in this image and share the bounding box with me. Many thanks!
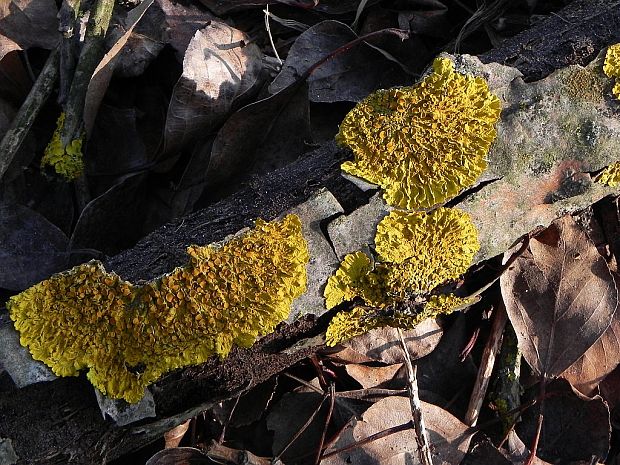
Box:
[1,0,620,463]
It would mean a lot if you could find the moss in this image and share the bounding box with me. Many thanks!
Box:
[336,57,501,209]
[324,208,479,346]
[41,113,84,180]
[604,43,620,99]
[7,215,309,403]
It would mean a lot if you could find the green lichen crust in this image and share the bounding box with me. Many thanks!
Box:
[604,43,620,99]
[336,57,501,209]
[7,215,309,403]
[41,112,84,180]
[324,208,479,346]
[598,162,620,187]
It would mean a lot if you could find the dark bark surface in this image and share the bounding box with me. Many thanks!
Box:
[2,1,620,462]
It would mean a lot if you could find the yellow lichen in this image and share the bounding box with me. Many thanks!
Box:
[41,113,84,180]
[598,162,620,187]
[325,294,475,347]
[7,215,309,403]
[324,208,479,346]
[336,57,501,209]
[604,43,620,99]
[375,208,480,295]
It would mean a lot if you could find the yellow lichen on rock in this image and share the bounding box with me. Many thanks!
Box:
[324,208,479,346]
[375,208,480,295]
[598,162,620,187]
[336,57,501,209]
[604,43,620,99]
[7,215,309,403]
[41,113,84,180]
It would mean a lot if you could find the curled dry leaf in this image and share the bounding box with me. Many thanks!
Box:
[501,215,619,379]
[323,397,474,465]
[163,420,190,449]
[163,22,264,156]
[146,447,209,465]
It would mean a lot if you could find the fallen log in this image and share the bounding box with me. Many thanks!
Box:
[1,0,620,462]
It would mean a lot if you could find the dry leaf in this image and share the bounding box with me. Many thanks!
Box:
[337,319,443,364]
[163,22,263,156]
[269,20,402,103]
[164,420,190,449]
[501,215,618,379]
[345,363,403,389]
[0,0,59,60]
[516,379,610,463]
[323,397,474,465]
[146,447,209,465]
[561,294,620,396]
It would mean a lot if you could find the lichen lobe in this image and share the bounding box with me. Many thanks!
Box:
[7,215,309,403]
[336,57,501,209]
[324,208,479,346]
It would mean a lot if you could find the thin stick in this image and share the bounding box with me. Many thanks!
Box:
[397,328,433,465]
[273,392,328,462]
[0,48,59,182]
[320,421,413,460]
[264,5,282,66]
[464,302,508,426]
[314,382,335,465]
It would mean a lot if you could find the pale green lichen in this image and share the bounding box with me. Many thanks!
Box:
[324,208,479,346]
[603,43,620,99]
[41,113,84,180]
[336,57,501,209]
[7,215,309,403]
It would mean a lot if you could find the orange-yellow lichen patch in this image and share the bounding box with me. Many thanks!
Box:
[325,294,475,347]
[375,208,480,295]
[41,113,84,180]
[336,57,501,209]
[324,208,479,345]
[598,162,620,187]
[7,215,309,403]
[604,43,620,99]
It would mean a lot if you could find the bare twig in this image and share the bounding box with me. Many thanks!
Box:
[397,328,433,465]
[273,391,328,462]
[315,382,335,465]
[464,302,508,426]
[0,48,59,182]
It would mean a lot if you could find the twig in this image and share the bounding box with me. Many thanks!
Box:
[314,382,335,465]
[397,328,433,465]
[0,48,59,182]
[525,381,546,465]
[273,391,328,462]
[61,0,115,148]
[320,421,413,460]
[218,392,242,443]
[264,5,282,66]
[464,302,508,426]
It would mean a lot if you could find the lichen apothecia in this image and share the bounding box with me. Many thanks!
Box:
[8,215,309,403]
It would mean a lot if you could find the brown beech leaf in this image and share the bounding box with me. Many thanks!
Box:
[146,447,209,465]
[323,397,474,465]
[163,22,263,156]
[561,292,620,396]
[164,420,190,449]
[501,215,618,379]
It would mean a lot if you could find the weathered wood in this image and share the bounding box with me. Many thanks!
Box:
[2,1,620,462]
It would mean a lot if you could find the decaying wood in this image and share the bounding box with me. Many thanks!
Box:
[1,0,620,462]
